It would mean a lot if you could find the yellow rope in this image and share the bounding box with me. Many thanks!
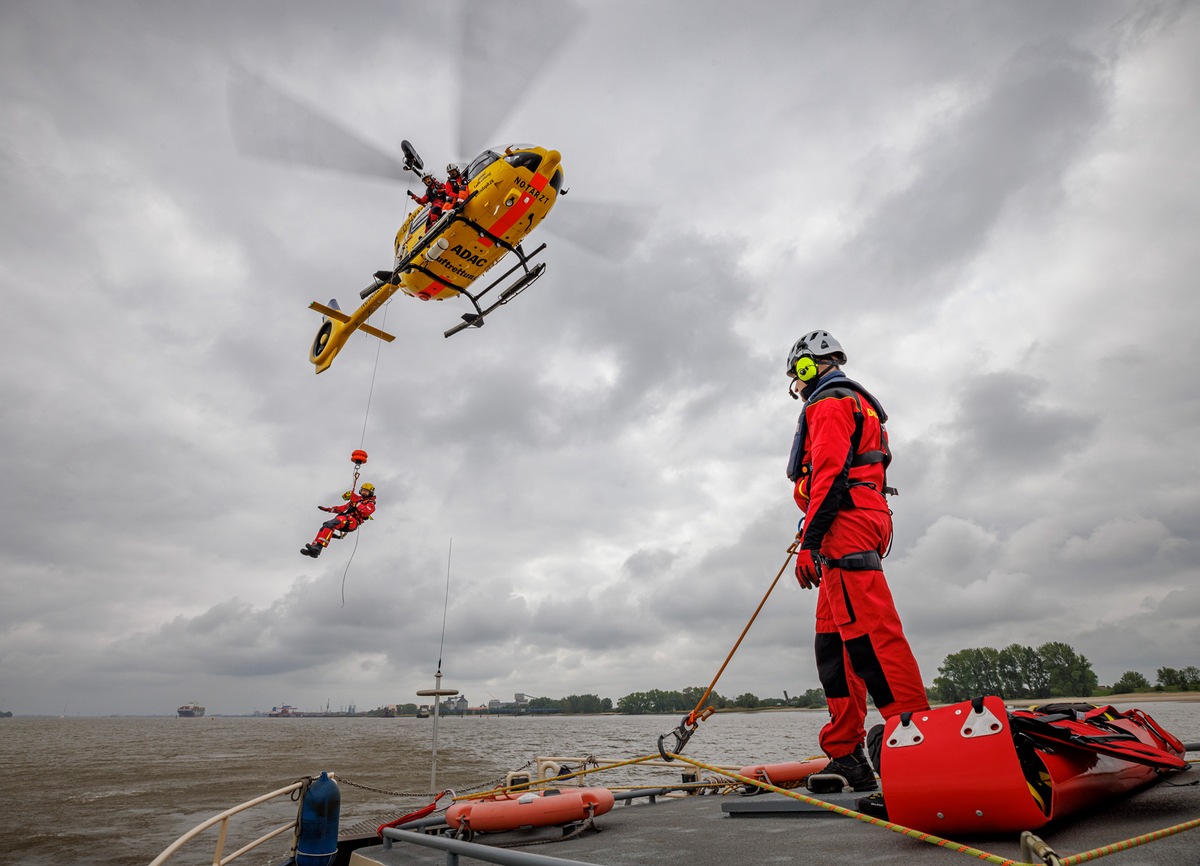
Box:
[670,754,1036,866]
[450,750,1199,865]
[673,754,1200,865]
[1057,815,1200,864]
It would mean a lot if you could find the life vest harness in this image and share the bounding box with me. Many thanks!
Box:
[787,373,897,497]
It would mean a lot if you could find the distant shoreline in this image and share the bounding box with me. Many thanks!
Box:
[1004,692,1200,705]
[6,692,1198,718]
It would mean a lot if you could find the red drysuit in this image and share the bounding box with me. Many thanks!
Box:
[410,177,450,228]
[790,372,928,759]
[311,492,376,548]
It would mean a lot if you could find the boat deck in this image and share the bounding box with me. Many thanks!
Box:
[347,765,1200,866]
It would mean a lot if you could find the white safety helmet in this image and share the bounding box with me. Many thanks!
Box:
[786,330,846,378]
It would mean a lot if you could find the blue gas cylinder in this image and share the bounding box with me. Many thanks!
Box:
[296,772,340,866]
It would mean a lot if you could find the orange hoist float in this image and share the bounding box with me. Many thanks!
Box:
[351,450,368,466]
[736,757,830,794]
[880,695,1188,835]
[446,787,615,833]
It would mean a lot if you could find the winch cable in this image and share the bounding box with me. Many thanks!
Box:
[339,300,390,607]
[659,534,801,759]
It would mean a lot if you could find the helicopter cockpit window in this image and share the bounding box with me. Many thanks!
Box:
[465,151,499,180]
[503,151,542,174]
[549,168,563,193]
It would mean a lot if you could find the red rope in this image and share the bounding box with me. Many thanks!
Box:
[377,791,447,836]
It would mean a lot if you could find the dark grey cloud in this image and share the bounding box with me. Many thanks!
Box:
[2,0,1198,715]
[945,371,1099,474]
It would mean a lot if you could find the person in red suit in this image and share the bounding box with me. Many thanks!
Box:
[408,173,450,229]
[445,163,468,202]
[785,330,927,814]
[302,483,377,557]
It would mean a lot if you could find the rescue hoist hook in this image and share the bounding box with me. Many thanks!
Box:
[658,534,802,761]
[350,449,368,488]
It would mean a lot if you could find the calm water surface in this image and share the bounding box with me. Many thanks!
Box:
[4,703,1198,866]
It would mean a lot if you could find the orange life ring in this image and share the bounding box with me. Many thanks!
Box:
[737,757,830,792]
[446,787,615,833]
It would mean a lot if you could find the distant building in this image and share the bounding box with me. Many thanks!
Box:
[482,693,532,714]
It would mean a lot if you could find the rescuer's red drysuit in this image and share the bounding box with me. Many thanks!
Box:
[410,178,450,228]
[445,172,468,203]
[789,371,928,760]
[311,492,376,548]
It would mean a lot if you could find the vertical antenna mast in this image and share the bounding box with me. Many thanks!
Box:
[416,538,458,792]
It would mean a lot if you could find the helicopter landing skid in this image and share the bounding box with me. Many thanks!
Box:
[444,249,547,338]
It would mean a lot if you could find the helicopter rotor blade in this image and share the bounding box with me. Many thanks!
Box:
[455,0,586,159]
[227,65,410,183]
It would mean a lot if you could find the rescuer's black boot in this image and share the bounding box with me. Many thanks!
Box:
[811,744,878,792]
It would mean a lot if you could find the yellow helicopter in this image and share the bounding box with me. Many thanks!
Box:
[308,139,563,373]
[226,1,645,374]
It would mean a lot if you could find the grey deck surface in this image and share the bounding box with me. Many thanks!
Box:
[348,766,1200,865]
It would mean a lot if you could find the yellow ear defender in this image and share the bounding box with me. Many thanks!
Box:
[794,355,819,382]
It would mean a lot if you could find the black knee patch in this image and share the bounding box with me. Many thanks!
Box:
[815,633,850,699]
[844,634,895,708]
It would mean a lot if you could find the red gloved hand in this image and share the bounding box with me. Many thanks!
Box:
[795,549,823,589]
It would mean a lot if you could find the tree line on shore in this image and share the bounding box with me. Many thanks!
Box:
[932,641,1199,702]
[368,645,1197,716]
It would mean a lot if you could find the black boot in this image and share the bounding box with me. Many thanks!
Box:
[822,744,878,792]
[301,543,322,558]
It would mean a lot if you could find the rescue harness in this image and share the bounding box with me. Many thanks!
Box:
[786,371,897,497]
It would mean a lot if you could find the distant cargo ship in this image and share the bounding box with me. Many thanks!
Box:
[176,702,205,718]
[268,705,303,718]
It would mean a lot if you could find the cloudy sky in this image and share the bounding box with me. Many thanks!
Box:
[2,0,1199,717]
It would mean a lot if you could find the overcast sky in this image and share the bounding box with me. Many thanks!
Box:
[2,0,1198,717]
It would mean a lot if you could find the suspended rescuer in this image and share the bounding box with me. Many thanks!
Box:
[302,483,377,558]
[785,330,928,817]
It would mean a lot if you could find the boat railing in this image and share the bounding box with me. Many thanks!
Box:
[148,776,314,866]
[382,825,596,865]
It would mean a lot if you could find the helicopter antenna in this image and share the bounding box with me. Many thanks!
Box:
[415,537,458,792]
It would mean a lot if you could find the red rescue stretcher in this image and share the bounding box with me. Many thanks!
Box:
[880,695,1188,835]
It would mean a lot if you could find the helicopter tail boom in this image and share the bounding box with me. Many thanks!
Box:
[309,301,396,343]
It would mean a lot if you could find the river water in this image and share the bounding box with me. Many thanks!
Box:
[4,702,1198,866]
